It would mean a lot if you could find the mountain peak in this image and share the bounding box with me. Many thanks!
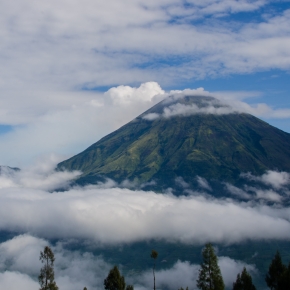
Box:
[57,94,290,194]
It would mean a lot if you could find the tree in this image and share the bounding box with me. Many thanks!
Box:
[232,267,256,290]
[151,250,158,290]
[265,251,286,290]
[104,265,126,290]
[38,246,58,290]
[196,243,225,290]
[126,285,134,290]
[277,262,290,290]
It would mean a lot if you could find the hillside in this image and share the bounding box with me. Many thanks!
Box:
[57,95,290,192]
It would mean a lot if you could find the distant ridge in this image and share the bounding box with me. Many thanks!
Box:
[57,95,290,190]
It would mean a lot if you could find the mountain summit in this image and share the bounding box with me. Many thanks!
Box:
[57,94,290,191]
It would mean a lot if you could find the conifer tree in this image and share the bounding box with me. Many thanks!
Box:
[196,243,225,290]
[277,262,290,290]
[38,246,58,290]
[104,265,126,290]
[232,267,256,290]
[265,251,286,290]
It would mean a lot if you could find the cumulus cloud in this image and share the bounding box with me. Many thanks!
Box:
[105,82,164,106]
[0,82,165,166]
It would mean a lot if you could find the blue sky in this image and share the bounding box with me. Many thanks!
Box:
[0,0,289,166]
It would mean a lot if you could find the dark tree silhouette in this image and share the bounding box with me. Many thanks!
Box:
[233,267,256,290]
[104,265,126,290]
[266,251,286,290]
[196,243,224,290]
[38,246,58,290]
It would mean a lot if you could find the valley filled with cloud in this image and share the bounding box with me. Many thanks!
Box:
[0,158,289,289]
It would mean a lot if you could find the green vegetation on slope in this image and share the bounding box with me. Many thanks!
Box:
[57,96,290,189]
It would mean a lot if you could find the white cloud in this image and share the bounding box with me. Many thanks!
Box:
[197,176,212,191]
[0,82,165,166]
[137,260,199,290]
[135,256,257,290]
[105,82,164,106]
[0,165,290,244]
[0,234,259,290]
[0,155,80,191]
[252,188,282,203]
[226,180,285,203]
[241,171,290,190]
[225,183,252,200]
[175,177,190,188]
[0,0,289,99]
[143,88,290,121]
[0,235,46,275]
[218,256,257,289]
[0,234,111,290]
[0,272,38,290]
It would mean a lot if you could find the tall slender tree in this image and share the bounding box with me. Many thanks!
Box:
[151,250,158,290]
[196,243,224,290]
[232,267,256,290]
[265,251,286,290]
[38,246,58,290]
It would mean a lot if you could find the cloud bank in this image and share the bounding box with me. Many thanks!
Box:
[0,161,290,245]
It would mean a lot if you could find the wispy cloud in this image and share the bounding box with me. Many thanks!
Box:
[241,170,290,190]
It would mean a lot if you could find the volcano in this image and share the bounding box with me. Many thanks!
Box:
[57,94,290,192]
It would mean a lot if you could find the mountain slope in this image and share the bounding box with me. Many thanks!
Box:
[57,95,290,189]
